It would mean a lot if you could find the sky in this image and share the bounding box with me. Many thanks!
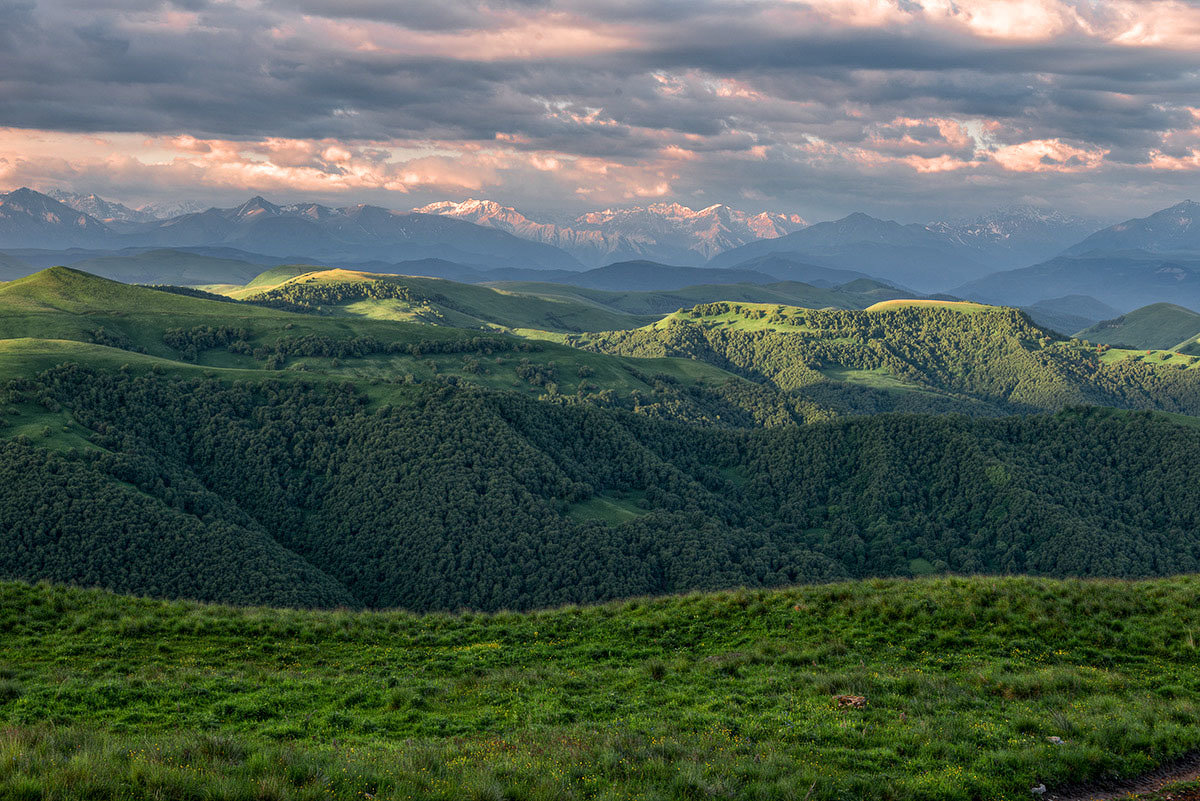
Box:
[2,0,1200,223]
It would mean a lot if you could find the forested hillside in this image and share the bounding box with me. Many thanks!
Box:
[4,270,1200,612]
[573,301,1200,415]
[2,365,1199,610]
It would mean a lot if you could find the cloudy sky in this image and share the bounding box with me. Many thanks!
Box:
[2,0,1200,222]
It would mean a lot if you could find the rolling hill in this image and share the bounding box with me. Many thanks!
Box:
[1078,303,1200,350]
[5,269,1200,618]
[236,267,651,332]
[0,267,814,438]
[5,357,1200,613]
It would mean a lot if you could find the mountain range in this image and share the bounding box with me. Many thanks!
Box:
[29,188,1102,284]
[45,189,159,225]
[0,190,581,269]
[15,186,1200,315]
[954,202,1200,311]
[708,207,1101,290]
[1064,200,1200,255]
[414,199,808,267]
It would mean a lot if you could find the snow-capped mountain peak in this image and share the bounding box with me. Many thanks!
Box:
[415,198,807,266]
[45,189,158,224]
[929,205,1105,259]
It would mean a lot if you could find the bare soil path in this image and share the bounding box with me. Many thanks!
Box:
[1046,753,1200,801]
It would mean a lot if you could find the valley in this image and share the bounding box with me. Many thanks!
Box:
[4,212,1200,800]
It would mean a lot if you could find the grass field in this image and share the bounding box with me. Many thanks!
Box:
[566,490,648,523]
[1098,348,1200,369]
[1,575,1199,800]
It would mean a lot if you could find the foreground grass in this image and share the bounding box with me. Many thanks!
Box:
[2,576,1199,800]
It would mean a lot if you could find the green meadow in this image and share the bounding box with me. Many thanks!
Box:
[2,576,1200,800]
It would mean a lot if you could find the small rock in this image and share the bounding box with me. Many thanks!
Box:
[833,694,866,709]
[1031,783,1046,796]
[1046,736,1065,745]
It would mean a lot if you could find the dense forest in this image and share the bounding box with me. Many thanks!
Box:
[1,365,1198,611]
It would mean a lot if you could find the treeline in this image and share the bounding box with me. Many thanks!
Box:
[1,366,1199,611]
[247,279,443,312]
[160,325,540,365]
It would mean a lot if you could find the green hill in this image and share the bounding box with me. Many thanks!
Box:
[1078,302,1200,349]
[2,574,1199,801]
[0,268,747,406]
[235,267,651,333]
[572,301,1200,415]
[862,298,991,313]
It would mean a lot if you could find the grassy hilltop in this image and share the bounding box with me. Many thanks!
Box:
[2,576,1199,800]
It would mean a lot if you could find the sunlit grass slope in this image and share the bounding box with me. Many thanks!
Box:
[236,267,652,333]
[863,298,991,313]
[1,575,1199,800]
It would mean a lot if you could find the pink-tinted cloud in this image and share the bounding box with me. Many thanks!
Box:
[989,139,1108,173]
[289,12,641,61]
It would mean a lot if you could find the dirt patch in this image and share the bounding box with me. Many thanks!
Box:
[1047,753,1200,801]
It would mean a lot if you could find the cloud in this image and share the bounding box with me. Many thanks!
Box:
[1,0,1199,220]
